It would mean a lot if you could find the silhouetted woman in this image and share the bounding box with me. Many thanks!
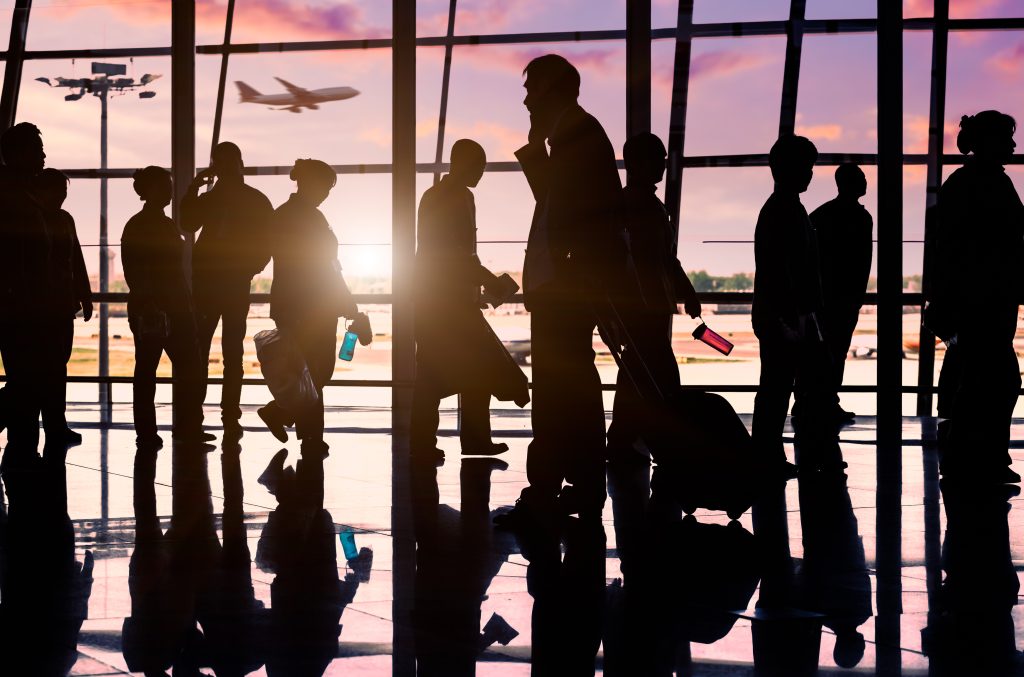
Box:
[121,166,206,449]
[258,159,370,459]
[932,111,1024,484]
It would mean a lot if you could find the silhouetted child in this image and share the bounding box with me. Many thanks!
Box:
[411,138,528,464]
[751,135,836,479]
[122,166,207,449]
[607,132,700,464]
[36,168,92,448]
[809,163,873,425]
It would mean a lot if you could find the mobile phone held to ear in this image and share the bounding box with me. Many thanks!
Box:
[693,322,734,356]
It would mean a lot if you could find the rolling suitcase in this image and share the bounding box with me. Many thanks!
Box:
[595,298,766,520]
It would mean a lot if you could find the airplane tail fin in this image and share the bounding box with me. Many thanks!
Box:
[235,81,261,101]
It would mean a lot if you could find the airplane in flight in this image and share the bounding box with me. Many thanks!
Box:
[235,77,360,113]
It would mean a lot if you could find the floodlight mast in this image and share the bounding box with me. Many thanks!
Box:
[37,61,159,422]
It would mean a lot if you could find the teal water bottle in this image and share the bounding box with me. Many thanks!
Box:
[339,326,358,361]
[339,528,358,560]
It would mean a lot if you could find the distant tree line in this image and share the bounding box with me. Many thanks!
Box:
[688,271,923,293]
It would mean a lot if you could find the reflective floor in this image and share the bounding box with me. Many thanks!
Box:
[1,403,1022,675]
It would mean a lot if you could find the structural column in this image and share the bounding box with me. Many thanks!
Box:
[171,1,196,426]
[876,1,904,673]
[0,0,31,131]
[392,0,417,674]
[664,0,694,239]
[625,0,651,141]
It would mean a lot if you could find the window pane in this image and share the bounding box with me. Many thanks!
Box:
[904,0,933,17]
[218,49,391,166]
[417,46,446,163]
[27,0,170,50]
[446,42,626,162]
[655,36,786,156]
[904,32,933,153]
[230,0,390,43]
[17,57,171,169]
[950,0,1024,19]
[945,31,1024,153]
[451,0,624,35]
[806,0,876,19]
[796,34,877,154]
[692,0,791,24]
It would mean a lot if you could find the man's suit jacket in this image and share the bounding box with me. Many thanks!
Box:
[515,104,624,309]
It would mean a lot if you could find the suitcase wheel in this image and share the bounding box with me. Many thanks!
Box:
[681,502,697,516]
[726,505,746,521]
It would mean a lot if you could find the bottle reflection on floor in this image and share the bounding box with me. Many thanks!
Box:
[0,456,93,677]
[122,443,370,676]
[923,479,1022,676]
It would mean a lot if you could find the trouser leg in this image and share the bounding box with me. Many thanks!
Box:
[294,320,337,450]
[526,302,605,512]
[219,283,251,423]
[410,376,442,456]
[164,313,205,438]
[459,389,493,449]
[41,317,74,437]
[193,292,219,415]
[131,319,164,443]
[752,339,797,465]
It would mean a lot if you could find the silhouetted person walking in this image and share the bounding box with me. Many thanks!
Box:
[182,141,274,440]
[122,166,207,449]
[0,122,50,466]
[500,54,625,532]
[411,139,529,464]
[258,159,370,459]
[930,111,1023,485]
[607,133,701,464]
[810,163,873,425]
[751,135,831,480]
[37,168,93,448]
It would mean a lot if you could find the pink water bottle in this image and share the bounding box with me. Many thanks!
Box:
[693,321,734,356]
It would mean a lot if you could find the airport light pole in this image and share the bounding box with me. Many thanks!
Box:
[37,62,159,423]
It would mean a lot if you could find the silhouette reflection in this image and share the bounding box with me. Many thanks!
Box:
[924,479,1021,675]
[411,458,519,675]
[0,456,93,677]
[256,452,369,676]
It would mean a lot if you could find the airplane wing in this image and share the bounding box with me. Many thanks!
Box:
[274,77,311,97]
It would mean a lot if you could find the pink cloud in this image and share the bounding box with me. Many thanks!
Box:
[987,41,1024,76]
[795,123,843,142]
[40,0,388,42]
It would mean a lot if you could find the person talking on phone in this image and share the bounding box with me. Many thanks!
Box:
[256,159,371,460]
[181,141,274,441]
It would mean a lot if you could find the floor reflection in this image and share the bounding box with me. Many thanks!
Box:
[1,413,1023,675]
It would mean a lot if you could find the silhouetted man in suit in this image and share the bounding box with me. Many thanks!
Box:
[501,54,625,531]
[0,122,50,464]
[810,163,872,424]
[182,142,274,440]
[607,132,701,464]
[411,139,528,463]
[752,135,832,479]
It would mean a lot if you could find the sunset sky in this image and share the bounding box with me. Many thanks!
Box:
[10,0,1024,287]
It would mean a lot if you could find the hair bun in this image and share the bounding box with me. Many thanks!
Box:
[956,115,975,155]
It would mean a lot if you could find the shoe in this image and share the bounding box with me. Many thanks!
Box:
[773,460,799,482]
[412,447,446,466]
[173,429,216,442]
[62,428,83,446]
[461,442,508,456]
[136,434,164,450]
[1001,467,1021,484]
[258,406,288,443]
[838,408,856,423]
[258,449,289,496]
